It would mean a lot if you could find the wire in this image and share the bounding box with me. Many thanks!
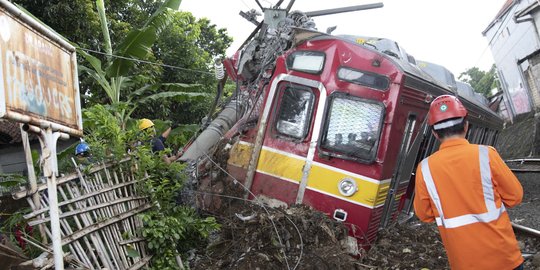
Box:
[78,47,215,76]
[194,140,293,270]
[240,0,254,10]
[473,3,514,68]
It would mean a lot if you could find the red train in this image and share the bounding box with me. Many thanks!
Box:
[179,6,503,251]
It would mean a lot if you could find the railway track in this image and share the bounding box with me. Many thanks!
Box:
[505,158,540,237]
[506,158,540,172]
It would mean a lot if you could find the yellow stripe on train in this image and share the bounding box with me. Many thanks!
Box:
[307,164,390,207]
[257,148,304,182]
[227,141,390,207]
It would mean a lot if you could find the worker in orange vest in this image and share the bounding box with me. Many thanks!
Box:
[414,95,524,270]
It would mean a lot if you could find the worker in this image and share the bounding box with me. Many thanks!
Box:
[138,118,181,164]
[75,141,93,167]
[413,95,524,270]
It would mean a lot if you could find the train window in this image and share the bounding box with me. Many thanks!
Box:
[320,94,384,162]
[275,86,315,140]
[337,67,390,90]
[403,115,417,153]
[286,51,325,74]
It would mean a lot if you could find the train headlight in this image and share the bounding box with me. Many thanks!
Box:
[338,178,358,197]
[286,51,325,74]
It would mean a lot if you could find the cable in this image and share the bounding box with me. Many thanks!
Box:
[78,47,215,76]
[194,140,293,270]
[473,3,514,68]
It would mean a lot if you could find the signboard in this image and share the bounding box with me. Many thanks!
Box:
[0,1,82,136]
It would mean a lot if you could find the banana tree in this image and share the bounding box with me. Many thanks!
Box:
[78,0,208,127]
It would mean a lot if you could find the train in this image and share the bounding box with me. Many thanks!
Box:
[178,4,504,252]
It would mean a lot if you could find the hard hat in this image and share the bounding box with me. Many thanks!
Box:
[139,118,154,130]
[428,95,468,128]
[75,142,90,156]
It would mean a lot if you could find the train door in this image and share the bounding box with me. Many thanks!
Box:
[380,114,425,227]
[245,74,327,204]
[399,124,440,218]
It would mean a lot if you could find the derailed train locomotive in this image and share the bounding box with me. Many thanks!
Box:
[178,4,503,251]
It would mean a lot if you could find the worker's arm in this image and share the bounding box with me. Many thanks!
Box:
[489,147,523,208]
[162,150,182,165]
[161,123,179,139]
[413,165,436,223]
[161,127,172,139]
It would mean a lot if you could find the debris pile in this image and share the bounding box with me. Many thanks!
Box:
[191,203,358,270]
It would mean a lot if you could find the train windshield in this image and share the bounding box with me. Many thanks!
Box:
[275,86,315,140]
[321,95,384,162]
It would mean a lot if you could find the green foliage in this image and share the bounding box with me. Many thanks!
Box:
[78,103,219,268]
[458,64,498,97]
[140,207,219,269]
[0,174,26,188]
[0,208,43,258]
[133,132,219,269]
[82,104,139,160]
[15,0,233,125]
[132,11,234,124]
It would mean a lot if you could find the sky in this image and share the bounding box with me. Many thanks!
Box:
[181,0,507,77]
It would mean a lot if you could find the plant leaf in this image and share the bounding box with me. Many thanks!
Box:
[138,92,209,103]
[106,27,157,78]
[126,246,140,258]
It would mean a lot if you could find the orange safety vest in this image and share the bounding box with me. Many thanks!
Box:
[414,138,523,270]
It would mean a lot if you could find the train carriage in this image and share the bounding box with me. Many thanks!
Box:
[180,9,504,251]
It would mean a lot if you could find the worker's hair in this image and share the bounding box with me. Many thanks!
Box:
[432,117,467,139]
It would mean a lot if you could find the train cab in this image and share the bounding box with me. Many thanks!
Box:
[219,29,503,250]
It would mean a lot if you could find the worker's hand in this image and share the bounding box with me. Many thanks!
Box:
[171,122,180,129]
[175,148,184,158]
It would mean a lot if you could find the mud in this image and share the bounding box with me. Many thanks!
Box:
[191,203,359,270]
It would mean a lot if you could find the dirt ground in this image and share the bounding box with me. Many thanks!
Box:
[191,202,359,270]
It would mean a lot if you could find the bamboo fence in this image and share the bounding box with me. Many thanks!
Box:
[12,158,152,269]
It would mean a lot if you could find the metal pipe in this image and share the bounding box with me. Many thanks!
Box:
[6,111,82,137]
[19,124,49,245]
[506,158,540,162]
[22,123,41,134]
[512,222,540,238]
[39,127,64,270]
[305,3,383,17]
[179,100,243,162]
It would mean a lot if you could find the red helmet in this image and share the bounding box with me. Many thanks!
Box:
[428,95,467,126]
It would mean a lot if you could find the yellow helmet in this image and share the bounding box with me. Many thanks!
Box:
[139,118,154,130]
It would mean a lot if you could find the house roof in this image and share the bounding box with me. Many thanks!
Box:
[514,0,540,19]
[0,120,37,145]
[482,0,515,35]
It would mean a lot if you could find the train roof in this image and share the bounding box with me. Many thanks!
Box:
[292,29,503,129]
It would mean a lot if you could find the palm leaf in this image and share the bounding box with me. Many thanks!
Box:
[106,27,157,78]
[78,48,105,74]
[106,0,181,78]
[79,66,116,103]
[96,0,112,56]
[144,0,182,31]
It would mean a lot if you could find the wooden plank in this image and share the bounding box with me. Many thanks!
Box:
[28,196,148,226]
[23,178,145,219]
[60,204,152,246]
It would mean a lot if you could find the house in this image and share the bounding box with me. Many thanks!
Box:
[483,0,540,120]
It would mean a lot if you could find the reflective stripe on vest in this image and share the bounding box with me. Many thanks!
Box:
[420,145,506,229]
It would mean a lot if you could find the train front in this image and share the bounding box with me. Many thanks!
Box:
[225,21,410,250]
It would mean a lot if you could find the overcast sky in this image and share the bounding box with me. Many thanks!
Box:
[181,0,507,77]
